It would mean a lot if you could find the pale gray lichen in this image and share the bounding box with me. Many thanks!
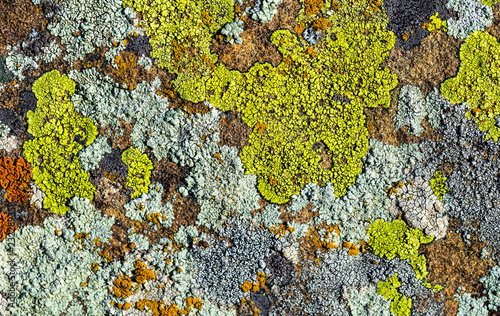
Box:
[347,285,392,316]
[221,18,244,44]
[455,289,488,316]
[41,40,62,63]
[388,176,449,239]
[394,86,444,136]
[250,0,283,23]
[480,265,500,311]
[5,48,38,81]
[253,204,282,229]
[0,123,10,138]
[446,0,493,39]
[124,183,174,229]
[290,140,422,243]
[174,225,199,248]
[186,145,260,230]
[39,0,139,65]
[30,183,45,209]
[78,137,112,171]
[128,232,150,251]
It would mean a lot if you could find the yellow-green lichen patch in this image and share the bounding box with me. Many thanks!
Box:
[441,31,500,141]
[207,22,397,203]
[122,0,234,103]
[124,0,398,204]
[23,70,97,214]
[122,146,153,199]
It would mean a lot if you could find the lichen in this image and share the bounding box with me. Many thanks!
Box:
[23,70,97,214]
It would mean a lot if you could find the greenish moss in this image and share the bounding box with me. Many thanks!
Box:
[429,170,448,202]
[368,219,433,281]
[122,146,153,199]
[23,70,97,214]
[377,273,412,316]
[441,31,500,141]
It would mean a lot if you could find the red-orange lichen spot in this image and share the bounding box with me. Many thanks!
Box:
[0,156,32,204]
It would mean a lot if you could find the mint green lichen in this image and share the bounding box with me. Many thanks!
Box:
[455,289,488,316]
[124,183,174,229]
[122,146,153,199]
[23,70,97,214]
[348,285,392,316]
[78,137,112,171]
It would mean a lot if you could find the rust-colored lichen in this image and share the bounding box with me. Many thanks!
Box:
[421,219,495,315]
[211,0,300,72]
[0,212,16,242]
[304,0,323,15]
[0,156,32,204]
[386,31,460,97]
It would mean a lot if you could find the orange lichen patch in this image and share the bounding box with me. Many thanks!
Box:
[304,0,323,15]
[306,46,316,57]
[74,232,89,251]
[0,213,16,242]
[386,181,406,197]
[270,224,295,238]
[136,297,202,316]
[185,297,203,310]
[133,260,156,285]
[92,262,100,271]
[116,302,132,310]
[242,281,253,292]
[213,152,222,163]
[255,122,266,134]
[343,241,361,256]
[242,273,267,293]
[99,249,114,263]
[0,157,32,204]
[111,274,133,299]
[113,52,139,90]
[311,17,330,32]
[294,21,307,35]
[256,272,267,287]
[241,281,260,292]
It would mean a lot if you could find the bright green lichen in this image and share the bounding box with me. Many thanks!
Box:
[377,273,412,316]
[122,146,153,199]
[207,22,397,203]
[23,70,97,214]
[122,0,234,103]
[429,170,448,202]
[124,0,398,204]
[368,219,434,281]
[441,31,500,141]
